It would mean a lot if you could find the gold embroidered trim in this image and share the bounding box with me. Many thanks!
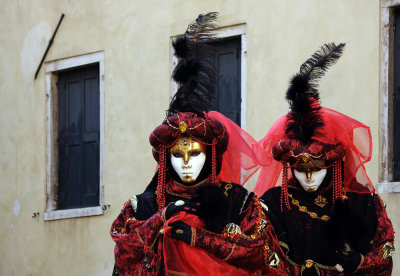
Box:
[314,195,328,208]
[279,240,336,272]
[135,228,144,244]
[224,183,233,196]
[130,195,138,213]
[223,244,236,261]
[382,242,395,259]
[191,227,196,247]
[149,230,161,250]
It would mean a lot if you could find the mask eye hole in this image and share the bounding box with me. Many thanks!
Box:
[172,152,183,158]
[191,151,201,157]
[295,164,322,173]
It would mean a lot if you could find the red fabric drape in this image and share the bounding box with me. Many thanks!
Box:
[163,212,261,275]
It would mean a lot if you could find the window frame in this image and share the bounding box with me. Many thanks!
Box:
[44,52,105,220]
[379,1,400,193]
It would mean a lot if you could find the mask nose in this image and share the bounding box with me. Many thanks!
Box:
[305,170,314,183]
[183,152,190,165]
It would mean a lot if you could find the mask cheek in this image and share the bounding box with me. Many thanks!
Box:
[312,169,327,188]
[171,155,184,179]
[189,152,206,180]
[293,171,311,191]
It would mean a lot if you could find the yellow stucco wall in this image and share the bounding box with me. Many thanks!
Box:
[0,0,398,275]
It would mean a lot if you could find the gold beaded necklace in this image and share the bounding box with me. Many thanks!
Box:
[288,193,330,221]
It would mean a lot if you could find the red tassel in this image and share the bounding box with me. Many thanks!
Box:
[332,161,343,203]
[280,163,291,211]
[156,146,167,211]
[211,138,217,185]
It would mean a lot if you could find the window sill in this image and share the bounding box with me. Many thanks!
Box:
[377,182,400,193]
[44,206,103,221]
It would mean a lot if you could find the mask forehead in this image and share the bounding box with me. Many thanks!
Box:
[294,159,326,172]
[170,137,206,155]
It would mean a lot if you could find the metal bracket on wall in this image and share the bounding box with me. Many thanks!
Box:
[34,13,65,80]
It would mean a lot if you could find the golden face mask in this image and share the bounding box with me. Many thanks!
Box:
[170,137,207,183]
[294,159,327,192]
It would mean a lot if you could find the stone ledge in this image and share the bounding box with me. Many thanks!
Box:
[44,206,103,221]
[377,182,400,194]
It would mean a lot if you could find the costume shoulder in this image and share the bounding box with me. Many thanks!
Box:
[260,187,281,208]
[119,184,158,221]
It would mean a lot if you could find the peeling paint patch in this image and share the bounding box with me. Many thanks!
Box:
[13,199,20,216]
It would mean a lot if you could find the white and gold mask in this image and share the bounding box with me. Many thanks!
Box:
[170,137,206,184]
[293,160,327,193]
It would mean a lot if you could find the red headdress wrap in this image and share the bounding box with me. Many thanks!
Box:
[150,111,262,211]
[253,43,375,210]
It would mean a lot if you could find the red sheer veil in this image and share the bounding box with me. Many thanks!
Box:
[253,107,375,197]
[209,111,266,186]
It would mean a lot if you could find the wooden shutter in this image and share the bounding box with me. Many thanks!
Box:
[210,38,241,126]
[394,9,400,181]
[58,65,100,209]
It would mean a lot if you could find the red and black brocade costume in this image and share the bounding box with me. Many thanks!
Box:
[261,177,394,276]
[111,178,286,275]
[254,107,395,275]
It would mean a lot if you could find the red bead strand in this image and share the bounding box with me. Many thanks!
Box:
[211,138,217,185]
[156,145,166,211]
[280,163,291,211]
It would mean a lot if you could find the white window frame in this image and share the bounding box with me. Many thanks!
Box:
[379,1,400,193]
[170,24,248,129]
[44,51,105,220]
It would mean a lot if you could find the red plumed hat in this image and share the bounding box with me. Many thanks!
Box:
[253,43,375,209]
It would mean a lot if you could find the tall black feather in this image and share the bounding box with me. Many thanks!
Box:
[285,43,345,142]
[167,12,218,118]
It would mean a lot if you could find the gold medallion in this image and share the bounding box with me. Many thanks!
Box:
[314,194,328,208]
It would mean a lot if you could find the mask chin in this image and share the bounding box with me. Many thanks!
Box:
[293,169,327,193]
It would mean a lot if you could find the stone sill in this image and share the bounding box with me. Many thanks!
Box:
[377,182,400,193]
[44,206,103,221]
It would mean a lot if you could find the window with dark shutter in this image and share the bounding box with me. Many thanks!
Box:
[394,8,400,181]
[210,37,241,126]
[58,65,100,209]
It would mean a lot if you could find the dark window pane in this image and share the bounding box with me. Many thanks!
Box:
[394,9,400,181]
[210,37,241,126]
[58,65,100,209]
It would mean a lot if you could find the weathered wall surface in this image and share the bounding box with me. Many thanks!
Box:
[0,0,397,275]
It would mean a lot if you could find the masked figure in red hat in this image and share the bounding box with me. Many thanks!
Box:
[254,43,395,276]
[111,13,286,276]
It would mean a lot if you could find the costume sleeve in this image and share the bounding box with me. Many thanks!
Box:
[110,196,165,275]
[192,197,286,274]
[354,194,395,275]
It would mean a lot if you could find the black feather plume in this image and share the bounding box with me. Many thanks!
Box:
[185,12,219,43]
[285,43,345,142]
[167,13,218,118]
